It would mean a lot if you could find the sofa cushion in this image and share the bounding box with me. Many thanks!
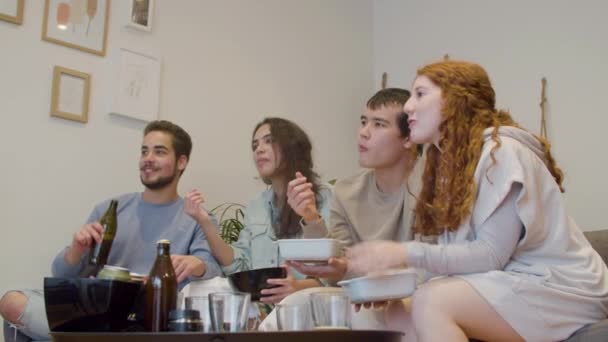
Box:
[564,319,608,342]
[583,230,608,265]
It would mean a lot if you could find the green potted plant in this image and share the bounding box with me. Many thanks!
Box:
[210,202,245,244]
[211,178,336,244]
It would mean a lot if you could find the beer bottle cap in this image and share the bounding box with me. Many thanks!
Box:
[157,239,171,245]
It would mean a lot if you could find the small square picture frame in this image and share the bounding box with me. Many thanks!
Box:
[127,0,153,32]
[0,0,24,25]
[50,66,91,123]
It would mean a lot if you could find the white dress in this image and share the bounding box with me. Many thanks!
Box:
[406,127,608,342]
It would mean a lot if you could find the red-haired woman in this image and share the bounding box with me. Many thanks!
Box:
[347,61,608,342]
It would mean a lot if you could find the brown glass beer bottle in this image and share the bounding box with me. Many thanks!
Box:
[144,239,177,332]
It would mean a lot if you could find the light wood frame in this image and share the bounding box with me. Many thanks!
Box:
[50,66,91,123]
[42,0,110,56]
[0,0,24,25]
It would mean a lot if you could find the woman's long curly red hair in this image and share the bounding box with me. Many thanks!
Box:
[413,61,564,236]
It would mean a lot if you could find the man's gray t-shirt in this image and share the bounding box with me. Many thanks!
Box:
[52,193,222,288]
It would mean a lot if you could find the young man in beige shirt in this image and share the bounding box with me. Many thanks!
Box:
[286,88,422,284]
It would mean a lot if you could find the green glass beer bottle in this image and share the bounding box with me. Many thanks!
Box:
[144,239,178,332]
[80,200,118,278]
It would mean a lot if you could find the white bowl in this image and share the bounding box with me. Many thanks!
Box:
[277,239,341,262]
[337,269,419,304]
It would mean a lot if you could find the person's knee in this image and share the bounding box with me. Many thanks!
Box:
[411,283,443,325]
[0,291,27,324]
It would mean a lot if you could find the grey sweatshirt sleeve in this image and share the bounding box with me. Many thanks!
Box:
[191,213,223,280]
[407,183,523,275]
[52,247,86,277]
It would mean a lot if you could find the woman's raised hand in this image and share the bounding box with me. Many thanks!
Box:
[287,172,320,224]
[184,189,209,223]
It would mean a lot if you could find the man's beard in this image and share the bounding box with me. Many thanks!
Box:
[140,171,178,190]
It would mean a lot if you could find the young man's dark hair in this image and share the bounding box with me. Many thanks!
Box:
[366,88,422,155]
[144,120,193,161]
[366,87,411,110]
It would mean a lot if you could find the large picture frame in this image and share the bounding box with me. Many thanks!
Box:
[127,0,153,32]
[42,0,110,56]
[0,0,24,25]
[109,48,161,122]
[50,66,91,123]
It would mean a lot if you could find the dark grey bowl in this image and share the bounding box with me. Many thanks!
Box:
[44,277,143,332]
[227,267,287,301]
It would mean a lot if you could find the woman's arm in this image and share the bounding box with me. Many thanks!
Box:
[407,183,524,275]
[184,190,235,266]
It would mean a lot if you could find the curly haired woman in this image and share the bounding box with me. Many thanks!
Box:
[347,61,608,342]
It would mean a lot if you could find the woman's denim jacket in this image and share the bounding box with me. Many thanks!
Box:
[222,184,333,277]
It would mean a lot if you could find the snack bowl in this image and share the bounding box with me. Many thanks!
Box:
[337,269,419,304]
[227,267,287,301]
[277,239,341,262]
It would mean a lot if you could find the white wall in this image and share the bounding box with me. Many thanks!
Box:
[0,0,372,331]
[373,0,608,230]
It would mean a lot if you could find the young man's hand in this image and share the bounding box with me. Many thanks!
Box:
[65,222,103,265]
[171,255,206,283]
[287,257,348,283]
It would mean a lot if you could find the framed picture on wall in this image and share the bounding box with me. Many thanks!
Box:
[42,0,110,56]
[50,66,91,123]
[0,0,24,25]
[109,48,161,122]
[127,0,153,32]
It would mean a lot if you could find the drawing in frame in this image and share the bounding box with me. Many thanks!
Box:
[50,66,91,123]
[127,0,153,32]
[109,48,161,122]
[42,0,110,56]
[0,0,24,25]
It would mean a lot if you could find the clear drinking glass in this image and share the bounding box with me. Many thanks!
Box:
[184,296,211,332]
[276,302,312,331]
[208,292,251,332]
[310,292,351,330]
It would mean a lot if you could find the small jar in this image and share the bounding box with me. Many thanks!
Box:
[98,265,131,282]
[168,309,204,332]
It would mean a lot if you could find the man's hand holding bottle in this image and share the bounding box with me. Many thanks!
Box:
[65,222,104,265]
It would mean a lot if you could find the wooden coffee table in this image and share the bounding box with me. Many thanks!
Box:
[51,330,403,342]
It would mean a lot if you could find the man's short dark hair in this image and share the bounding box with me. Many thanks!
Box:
[144,120,192,160]
[366,88,411,110]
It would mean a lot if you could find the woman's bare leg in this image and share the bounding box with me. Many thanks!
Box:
[410,277,524,342]
[384,298,417,342]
